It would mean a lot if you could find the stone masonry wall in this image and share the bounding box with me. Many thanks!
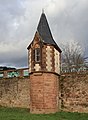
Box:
[61,71,88,113]
[0,72,88,113]
[0,77,30,108]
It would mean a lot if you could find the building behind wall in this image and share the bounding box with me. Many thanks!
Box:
[27,12,62,113]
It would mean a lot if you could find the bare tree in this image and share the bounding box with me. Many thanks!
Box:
[61,41,85,72]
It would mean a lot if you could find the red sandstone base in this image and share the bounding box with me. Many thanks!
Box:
[30,72,59,114]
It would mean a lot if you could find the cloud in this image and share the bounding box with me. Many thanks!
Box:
[46,0,66,15]
[0,0,88,68]
[47,0,88,50]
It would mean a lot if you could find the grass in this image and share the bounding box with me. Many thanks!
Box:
[0,107,88,120]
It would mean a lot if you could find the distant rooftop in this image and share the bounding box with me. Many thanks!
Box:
[0,66,16,71]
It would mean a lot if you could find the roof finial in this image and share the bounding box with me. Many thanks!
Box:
[42,8,44,14]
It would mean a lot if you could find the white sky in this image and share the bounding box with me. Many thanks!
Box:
[0,0,88,68]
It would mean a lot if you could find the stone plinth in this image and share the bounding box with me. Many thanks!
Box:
[30,72,59,114]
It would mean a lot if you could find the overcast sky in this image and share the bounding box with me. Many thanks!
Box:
[0,0,88,68]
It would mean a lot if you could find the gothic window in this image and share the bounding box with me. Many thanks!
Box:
[35,48,40,62]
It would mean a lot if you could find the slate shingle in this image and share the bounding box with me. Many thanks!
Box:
[37,13,61,52]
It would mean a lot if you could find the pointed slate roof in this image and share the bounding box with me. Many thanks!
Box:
[27,12,61,52]
[37,13,55,45]
[37,12,61,52]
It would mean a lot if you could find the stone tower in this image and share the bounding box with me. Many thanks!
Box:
[27,12,62,114]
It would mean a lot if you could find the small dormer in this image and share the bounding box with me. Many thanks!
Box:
[27,12,62,75]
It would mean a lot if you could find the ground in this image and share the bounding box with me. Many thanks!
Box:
[0,107,88,120]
